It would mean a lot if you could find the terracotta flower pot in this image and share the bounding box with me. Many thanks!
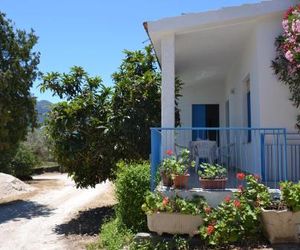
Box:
[261,208,300,244]
[173,174,190,189]
[147,213,203,237]
[161,173,173,187]
[199,178,227,189]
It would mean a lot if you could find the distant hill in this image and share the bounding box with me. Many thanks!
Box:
[36,100,53,124]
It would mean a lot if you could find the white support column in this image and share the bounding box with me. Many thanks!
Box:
[161,34,175,154]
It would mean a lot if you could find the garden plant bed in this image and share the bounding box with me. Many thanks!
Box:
[147,213,203,237]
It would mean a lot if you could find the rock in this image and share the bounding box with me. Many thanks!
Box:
[0,173,35,203]
[133,232,152,244]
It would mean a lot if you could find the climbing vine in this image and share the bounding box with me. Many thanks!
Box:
[272,5,300,130]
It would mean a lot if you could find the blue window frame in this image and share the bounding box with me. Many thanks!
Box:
[247,91,252,142]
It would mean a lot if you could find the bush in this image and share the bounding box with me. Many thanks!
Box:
[115,161,150,232]
[10,144,40,178]
[87,218,134,250]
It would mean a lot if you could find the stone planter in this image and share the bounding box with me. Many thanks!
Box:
[199,178,227,189]
[261,208,300,244]
[161,173,173,187]
[147,213,203,237]
[173,174,189,189]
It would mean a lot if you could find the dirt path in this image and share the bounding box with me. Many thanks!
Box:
[0,173,115,250]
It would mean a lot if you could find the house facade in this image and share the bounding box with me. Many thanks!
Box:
[144,0,300,189]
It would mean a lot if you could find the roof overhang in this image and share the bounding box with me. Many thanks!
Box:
[144,0,298,66]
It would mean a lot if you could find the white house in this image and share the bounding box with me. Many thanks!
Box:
[144,0,300,189]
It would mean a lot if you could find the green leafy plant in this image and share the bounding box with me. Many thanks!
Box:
[198,163,227,179]
[10,144,40,179]
[115,161,150,232]
[280,181,300,212]
[199,174,271,246]
[142,192,207,216]
[41,46,184,188]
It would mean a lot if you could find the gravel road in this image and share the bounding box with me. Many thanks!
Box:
[0,173,114,250]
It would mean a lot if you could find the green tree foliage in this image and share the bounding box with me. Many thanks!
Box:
[10,144,40,179]
[41,66,113,187]
[111,46,182,159]
[0,12,40,173]
[41,46,183,187]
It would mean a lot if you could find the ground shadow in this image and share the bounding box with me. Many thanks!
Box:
[0,200,53,224]
[54,206,114,236]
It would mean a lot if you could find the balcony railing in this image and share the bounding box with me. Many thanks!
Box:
[150,127,300,191]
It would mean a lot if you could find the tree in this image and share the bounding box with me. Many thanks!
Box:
[41,46,183,187]
[41,66,114,187]
[0,12,40,173]
[111,45,182,160]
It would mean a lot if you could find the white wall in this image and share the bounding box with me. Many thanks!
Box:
[179,81,225,128]
[256,14,299,132]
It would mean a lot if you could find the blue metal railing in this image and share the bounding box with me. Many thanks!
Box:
[150,127,294,190]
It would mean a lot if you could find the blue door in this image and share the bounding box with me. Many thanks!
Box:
[192,104,206,140]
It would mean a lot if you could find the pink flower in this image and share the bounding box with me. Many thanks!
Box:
[165,149,173,156]
[285,50,294,62]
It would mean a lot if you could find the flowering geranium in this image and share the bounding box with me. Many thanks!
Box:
[199,174,271,246]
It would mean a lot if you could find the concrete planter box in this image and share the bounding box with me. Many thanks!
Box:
[147,213,203,237]
[261,208,300,244]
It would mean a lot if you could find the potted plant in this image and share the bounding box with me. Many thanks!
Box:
[171,149,194,189]
[159,150,175,187]
[198,163,227,189]
[142,192,207,236]
[261,181,300,244]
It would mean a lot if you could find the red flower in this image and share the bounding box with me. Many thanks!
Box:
[207,225,215,235]
[224,195,231,203]
[236,173,245,181]
[162,197,169,206]
[234,200,241,208]
[204,207,212,214]
[165,149,173,156]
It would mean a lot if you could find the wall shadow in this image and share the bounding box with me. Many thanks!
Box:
[0,200,53,224]
[54,206,114,236]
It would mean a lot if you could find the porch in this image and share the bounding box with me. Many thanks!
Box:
[150,127,300,191]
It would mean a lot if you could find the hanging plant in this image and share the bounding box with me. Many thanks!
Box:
[272,5,300,130]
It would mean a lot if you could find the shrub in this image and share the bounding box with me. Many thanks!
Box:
[280,181,300,212]
[10,144,40,178]
[115,161,150,232]
[88,218,134,250]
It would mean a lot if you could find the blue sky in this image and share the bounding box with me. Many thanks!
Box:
[1,0,260,102]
